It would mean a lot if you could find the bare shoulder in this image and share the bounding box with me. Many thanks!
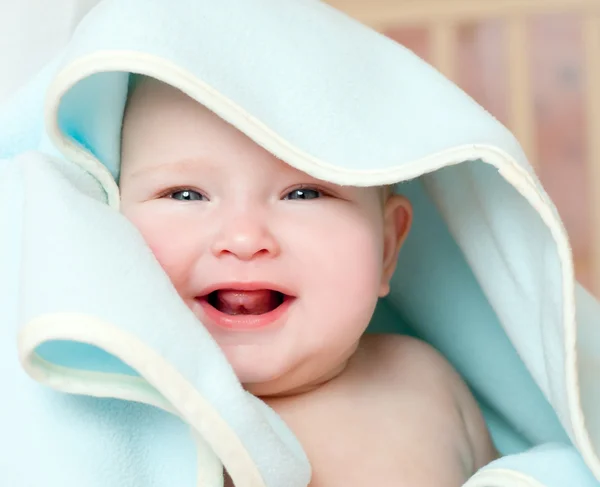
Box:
[267,334,497,486]
[354,333,465,388]
[354,333,455,376]
[356,334,498,470]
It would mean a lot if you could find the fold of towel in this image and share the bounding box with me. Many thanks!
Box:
[11,151,310,487]
[2,0,600,485]
[465,444,599,487]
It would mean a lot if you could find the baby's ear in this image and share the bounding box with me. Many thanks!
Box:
[379,194,412,297]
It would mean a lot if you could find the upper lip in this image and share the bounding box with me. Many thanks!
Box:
[196,282,296,298]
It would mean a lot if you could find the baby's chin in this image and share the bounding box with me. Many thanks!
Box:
[220,343,300,395]
[220,342,352,398]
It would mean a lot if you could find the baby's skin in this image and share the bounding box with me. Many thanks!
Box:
[119,77,497,486]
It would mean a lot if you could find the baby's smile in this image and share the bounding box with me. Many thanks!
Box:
[193,283,296,331]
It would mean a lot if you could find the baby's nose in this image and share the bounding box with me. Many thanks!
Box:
[210,215,280,261]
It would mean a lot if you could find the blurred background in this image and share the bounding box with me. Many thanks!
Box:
[2,0,599,297]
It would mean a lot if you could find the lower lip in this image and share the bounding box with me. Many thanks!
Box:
[195,296,294,331]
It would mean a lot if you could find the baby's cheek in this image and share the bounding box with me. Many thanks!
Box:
[146,237,182,278]
[126,210,196,292]
[335,227,383,286]
[307,218,383,311]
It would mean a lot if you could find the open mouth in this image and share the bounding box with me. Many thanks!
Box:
[205,289,287,315]
[195,288,294,331]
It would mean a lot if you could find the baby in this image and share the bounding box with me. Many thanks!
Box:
[119,76,497,486]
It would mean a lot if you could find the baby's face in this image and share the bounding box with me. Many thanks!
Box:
[120,78,411,396]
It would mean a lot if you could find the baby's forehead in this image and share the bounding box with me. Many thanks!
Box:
[122,76,388,199]
[124,75,203,119]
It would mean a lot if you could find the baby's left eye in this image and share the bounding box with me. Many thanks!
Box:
[284,188,322,200]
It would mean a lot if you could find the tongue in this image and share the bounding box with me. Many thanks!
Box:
[214,290,280,315]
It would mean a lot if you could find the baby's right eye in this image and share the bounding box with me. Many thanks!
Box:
[169,189,206,201]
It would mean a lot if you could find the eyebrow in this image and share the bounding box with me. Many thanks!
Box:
[126,157,219,180]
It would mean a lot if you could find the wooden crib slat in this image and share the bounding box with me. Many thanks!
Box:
[507,16,537,168]
[584,15,600,293]
[329,0,600,30]
[431,22,458,81]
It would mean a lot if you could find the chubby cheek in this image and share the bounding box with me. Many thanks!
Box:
[288,209,384,345]
[122,206,200,293]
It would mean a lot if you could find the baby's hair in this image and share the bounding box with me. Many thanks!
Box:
[127,73,146,94]
[380,184,395,203]
[123,74,153,118]
[121,74,150,159]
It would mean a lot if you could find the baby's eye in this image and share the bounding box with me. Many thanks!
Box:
[169,189,206,201]
[284,187,322,201]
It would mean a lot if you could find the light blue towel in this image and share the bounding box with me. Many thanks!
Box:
[2,0,600,485]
